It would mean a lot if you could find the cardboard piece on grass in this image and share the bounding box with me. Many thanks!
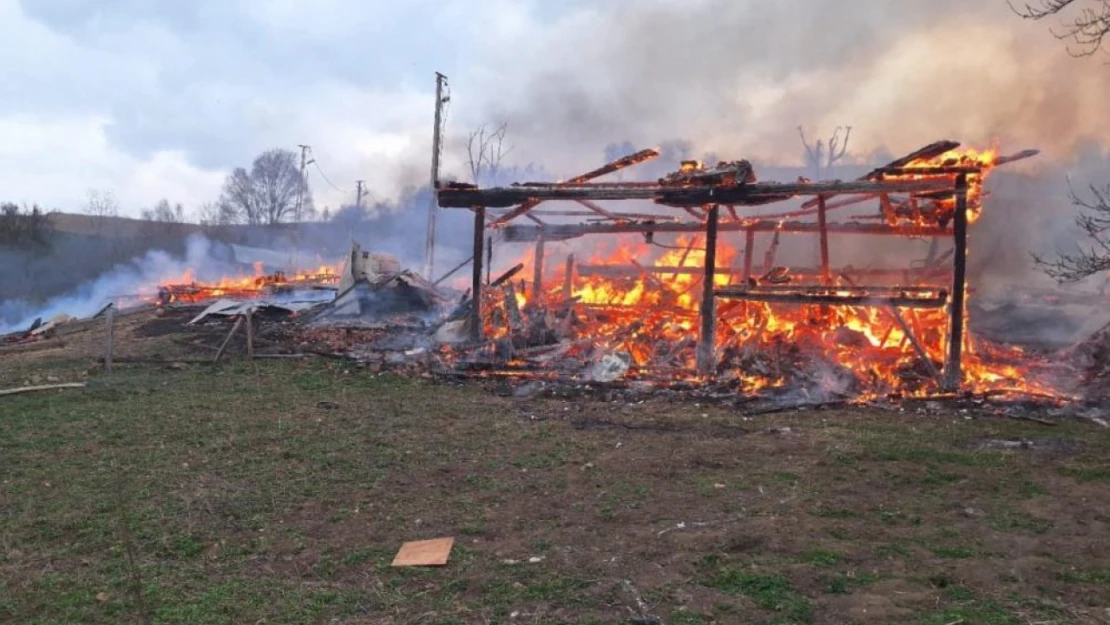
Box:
[391,537,454,567]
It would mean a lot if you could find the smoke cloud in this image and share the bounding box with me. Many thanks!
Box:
[448,0,1105,176]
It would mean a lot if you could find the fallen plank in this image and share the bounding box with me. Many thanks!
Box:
[392,537,454,567]
[0,382,86,397]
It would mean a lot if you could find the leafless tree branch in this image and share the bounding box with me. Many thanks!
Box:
[1033,176,1110,282]
[1010,0,1110,56]
[467,123,512,186]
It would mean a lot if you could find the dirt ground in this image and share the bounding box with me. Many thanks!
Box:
[1,315,1109,624]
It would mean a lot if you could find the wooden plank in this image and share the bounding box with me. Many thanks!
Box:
[0,382,86,397]
[392,537,454,567]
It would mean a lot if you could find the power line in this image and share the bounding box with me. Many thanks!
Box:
[307,148,348,194]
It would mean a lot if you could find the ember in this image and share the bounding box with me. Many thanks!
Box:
[436,141,1060,402]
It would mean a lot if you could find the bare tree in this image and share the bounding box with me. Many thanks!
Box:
[197,201,237,229]
[139,199,186,237]
[798,126,852,181]
[466,123,510,186]
[84,189,119,218]
[217,149,311,225]
[84,189,120,237]
[1010,0,1110,56]
[140,199,184,223]
[1033,179,1110,282]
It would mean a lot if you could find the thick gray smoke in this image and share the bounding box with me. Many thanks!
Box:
[460,0,1108,174]
[434,0,1109,292]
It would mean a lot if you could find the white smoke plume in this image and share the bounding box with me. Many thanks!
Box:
[0,234,241,335]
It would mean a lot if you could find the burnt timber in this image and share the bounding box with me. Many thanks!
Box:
[438,178,955,209]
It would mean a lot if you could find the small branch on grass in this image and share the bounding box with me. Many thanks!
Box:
[0,382,86,397]
[745,399,850,416]
[1006,413,1060,426]
[113,468,152,625]
[622,579,660,625]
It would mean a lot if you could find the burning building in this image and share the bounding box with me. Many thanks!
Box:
[435,141,1053,400]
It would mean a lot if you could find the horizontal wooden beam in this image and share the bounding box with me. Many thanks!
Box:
[500,219,953,242]
[438,179,956,209]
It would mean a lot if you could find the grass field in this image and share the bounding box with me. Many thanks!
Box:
[2,355,1109,624]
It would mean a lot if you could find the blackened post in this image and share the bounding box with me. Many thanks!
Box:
[742,228,755,282]
[944,174,969,390]
[471,207,486,342]
[817,195,831,285]
[532,237,546,303]
[485,235,492,285]
[697,204,720,375]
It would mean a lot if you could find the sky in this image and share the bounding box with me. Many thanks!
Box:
[0,0,1106,219]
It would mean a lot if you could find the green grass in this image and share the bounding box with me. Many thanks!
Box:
[4,351,1109,625]
[991,509,1053,534]
[1057,465,1110,483]
[1058,568,1110,584]
[800,549,844,566]
[929,545,980,559]
[825,572,882,595]
[705,568,813,623]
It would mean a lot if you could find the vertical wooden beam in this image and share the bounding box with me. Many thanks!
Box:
[532,237,546,303]
[471,207,486,342]
[944,174,969,391]
[742,228,755,282]
[817,195,831,285]
[103,305,115,373]
[697,205,720,376]
[245,309,255,359]
[485,235,493,285]
[562,254,575,300]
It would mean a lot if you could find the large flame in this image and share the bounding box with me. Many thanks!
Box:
[155,262,339,304]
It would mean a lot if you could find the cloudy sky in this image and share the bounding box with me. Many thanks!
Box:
[1,0,1105,218]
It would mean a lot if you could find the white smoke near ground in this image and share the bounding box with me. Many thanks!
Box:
[0,234,242,335]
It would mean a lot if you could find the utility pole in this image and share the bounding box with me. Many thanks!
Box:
[296,144,311,223]
[424,72,449,279]
[355,180,367,210]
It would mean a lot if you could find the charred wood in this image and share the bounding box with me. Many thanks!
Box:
[500,219,953,242]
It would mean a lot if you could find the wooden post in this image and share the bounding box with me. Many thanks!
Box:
[214,317,244,362]
[741,229,755,315]
[471,207,486,342]
[563,254,575,300]
[532,237,546,303]
[485,235,493,285]
[245,310,255,359]
[103,305,115,373]
[944,174,969,391]
[817,195,831,285]
[696,204,720,376]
